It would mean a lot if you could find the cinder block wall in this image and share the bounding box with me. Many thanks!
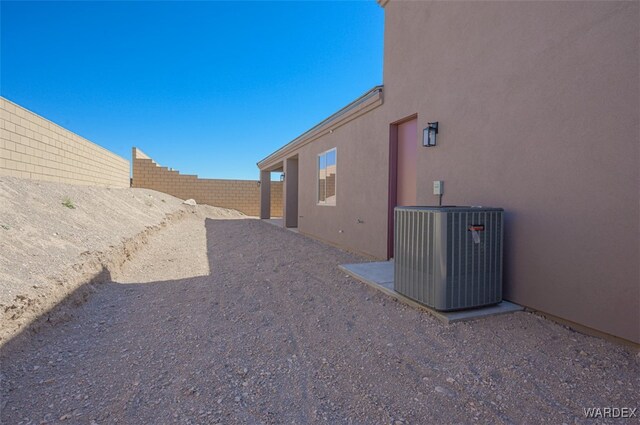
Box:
[0,97,130,187]
[132,148,283,217]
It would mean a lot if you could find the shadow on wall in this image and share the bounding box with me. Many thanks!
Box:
[131,148,283,216]
[502,210,515,301]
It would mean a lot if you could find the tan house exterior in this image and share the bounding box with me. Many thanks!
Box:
[258,1,639,344]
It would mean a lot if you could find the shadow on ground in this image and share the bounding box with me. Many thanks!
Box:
[1,219,638,425]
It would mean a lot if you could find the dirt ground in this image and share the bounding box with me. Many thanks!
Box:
[0,176,243,343]
[1,214,638,424]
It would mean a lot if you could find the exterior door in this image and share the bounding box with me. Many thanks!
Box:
[396,118,417,206]
[388,117,418,258]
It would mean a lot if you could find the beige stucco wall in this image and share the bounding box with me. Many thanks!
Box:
[132,148,282,216]
[0,97,130,187]
[383,0,639,343]
[294,107,389,258]
[261,1,639,343]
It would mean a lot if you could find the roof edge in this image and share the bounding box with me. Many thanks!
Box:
[257,85,384,170]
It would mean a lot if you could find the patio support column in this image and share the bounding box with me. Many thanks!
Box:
[284,157,299,228]
[260,170,271,219]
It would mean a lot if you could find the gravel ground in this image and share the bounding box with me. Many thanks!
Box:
[0,176,183,342]
[0,176,243,343]
[1,217,638,424]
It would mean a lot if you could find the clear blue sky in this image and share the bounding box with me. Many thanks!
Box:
[1,1,383,180]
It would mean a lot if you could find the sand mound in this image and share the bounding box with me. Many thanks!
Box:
[0,176,244,342]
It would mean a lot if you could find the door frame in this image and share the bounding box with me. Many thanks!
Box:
[387,114,418,259]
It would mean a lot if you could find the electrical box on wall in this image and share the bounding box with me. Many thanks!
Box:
[433,180,443,195]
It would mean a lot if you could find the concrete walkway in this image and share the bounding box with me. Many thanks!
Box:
[263,218,298,233]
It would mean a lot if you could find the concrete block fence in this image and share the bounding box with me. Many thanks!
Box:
[132,148,283,217]
[0,97,282,217]
[0,97,130,187]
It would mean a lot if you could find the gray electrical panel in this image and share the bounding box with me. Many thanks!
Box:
[394,206,504,311]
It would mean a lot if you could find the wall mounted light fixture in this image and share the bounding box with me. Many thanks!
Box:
[280,173,285,181]
[423,122,438,147]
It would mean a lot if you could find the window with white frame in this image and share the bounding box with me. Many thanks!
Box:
[317,148,336,205]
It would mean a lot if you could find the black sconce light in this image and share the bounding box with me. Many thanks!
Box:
[423,122,438,147]
[280,173,285,182]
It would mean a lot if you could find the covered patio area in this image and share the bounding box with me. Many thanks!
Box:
[259,155,299,229]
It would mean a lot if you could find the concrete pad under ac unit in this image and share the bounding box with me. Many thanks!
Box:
[338,261,523,324]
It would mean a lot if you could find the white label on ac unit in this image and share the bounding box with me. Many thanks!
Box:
[433,180,443,195]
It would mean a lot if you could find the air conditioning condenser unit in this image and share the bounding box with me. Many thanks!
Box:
[394,206,504,311]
